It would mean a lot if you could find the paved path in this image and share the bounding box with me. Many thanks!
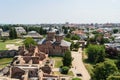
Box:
[71,48,91,80]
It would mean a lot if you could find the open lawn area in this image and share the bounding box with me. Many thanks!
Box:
[0,41,7,50]
[0,58,13,69]
[50,57,63,68]
[0,39,24,50]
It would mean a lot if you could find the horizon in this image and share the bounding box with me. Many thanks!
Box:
[0,0,120,24]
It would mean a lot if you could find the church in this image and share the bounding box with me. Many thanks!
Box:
[38,29,71,56]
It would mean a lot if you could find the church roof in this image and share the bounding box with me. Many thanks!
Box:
[38,38,71,47]
[60,40,71,47]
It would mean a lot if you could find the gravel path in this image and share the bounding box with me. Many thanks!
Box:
[71,48,91,80]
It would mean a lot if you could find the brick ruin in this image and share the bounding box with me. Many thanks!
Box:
[0,46,59,80]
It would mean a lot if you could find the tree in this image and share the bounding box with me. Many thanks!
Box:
[61,66,69,74]
[62,26,68,34]
[66,33,71,38]
[13,28,17,39]
[107,72,120,80]
[88,37,96,44]
[113,29,118,34]
[74,42,80,49]
[71,35,80,40]
[105,47,118,58]
[116,54,120,69]
[23,37,37,48]
[87,44,105,63]
[70,41,74,50]
[95,34,104,45]
[62,50,72,67]
[0,37,7,42]
[93,61,118,80]
[9,27,17,39]
[72,78,81,80]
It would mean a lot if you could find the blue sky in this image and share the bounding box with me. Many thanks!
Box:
[0,0,120,24]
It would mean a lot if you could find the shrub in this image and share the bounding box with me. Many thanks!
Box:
[61,66,69,74]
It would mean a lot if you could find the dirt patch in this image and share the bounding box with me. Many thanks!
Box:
[6,44,19,50]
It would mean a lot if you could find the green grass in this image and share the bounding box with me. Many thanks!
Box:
[0,58,13,69]
[0,39,23,50]
[68,71,74,76]
[0,41,7,50]
[50,57,63,68]
[84,63,94,76]
[64,38,72,42]
[5,39,23,45]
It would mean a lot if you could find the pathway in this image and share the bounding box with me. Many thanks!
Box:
[71,48,91,80]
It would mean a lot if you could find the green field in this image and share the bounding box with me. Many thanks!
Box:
[0,41,7,50]
[0,58,13,69]
[50,57,63,68]
[0,39,23,50]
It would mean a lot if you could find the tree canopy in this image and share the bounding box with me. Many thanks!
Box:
[93,61,118,80]
[23,37,37,48]
[62,50,72,67]
[87,44,105,63]
[107,72,120,80]
[9,27,17,39]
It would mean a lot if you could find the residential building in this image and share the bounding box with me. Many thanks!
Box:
[23,31,43,39]
[15,27,26,37]
[0,28,3,36]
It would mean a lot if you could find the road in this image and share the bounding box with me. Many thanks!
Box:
[71,48,91,80]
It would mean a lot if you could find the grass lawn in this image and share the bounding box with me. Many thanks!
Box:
[0,41,7,50]
[54,71,74,76]
[50,57,63,68]
[5,39,23,45]
[0,58,13,69]
[0,39,23,50]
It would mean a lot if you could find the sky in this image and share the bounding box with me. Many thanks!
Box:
[0,0,120,24]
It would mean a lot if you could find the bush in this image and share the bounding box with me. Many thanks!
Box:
[61,66,69,74]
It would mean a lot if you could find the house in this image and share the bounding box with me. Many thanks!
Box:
[115,37,120,43]
[0,28,3,35]
[0,31,9,39]
[0,28,2,31]
[15,27,26,37]
[23,31,43,39]
[38,30,71,56]
[104,32,111,39]
[105,43,120,51]
[71,29,87,40]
